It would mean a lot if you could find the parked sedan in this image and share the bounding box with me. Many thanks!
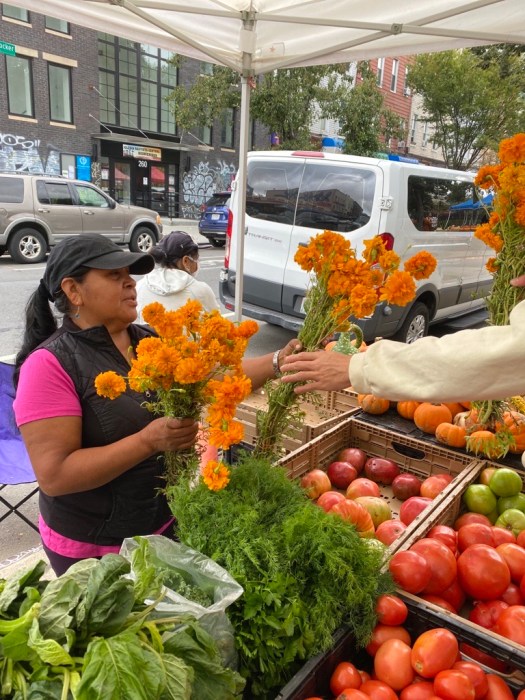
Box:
[198,192,231,247]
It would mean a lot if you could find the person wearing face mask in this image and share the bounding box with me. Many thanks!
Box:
[136,230,219,321]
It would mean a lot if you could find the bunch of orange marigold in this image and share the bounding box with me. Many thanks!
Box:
[474,132,525,326]
[255,231,436,456]
[95,299,257,490]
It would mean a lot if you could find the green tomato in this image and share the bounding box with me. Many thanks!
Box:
[489,468,523,498]
[494,508,525,537]
[497,491,525,515]
[463,484,498,515]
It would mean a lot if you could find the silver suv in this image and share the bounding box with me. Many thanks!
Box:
[0,174,163,263]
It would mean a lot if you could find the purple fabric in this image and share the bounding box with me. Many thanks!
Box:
[0,362,35,485]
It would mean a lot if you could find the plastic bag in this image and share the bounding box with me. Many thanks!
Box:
[120,534,243,668]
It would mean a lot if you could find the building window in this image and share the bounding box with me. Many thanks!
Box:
[390,59,399,92]
[6,55,34,117]
[195,124,212,146]
[220,108,234,148]
[99,71,116,124]
[119,75,138,128]
[2,4,28,21]
[48,64,73,123]
[403,66,411,96]
[45,16,69,33]
[376,58,384,87]
[201,62,214,76]
[422,121,429,147]
[410,114,418,144]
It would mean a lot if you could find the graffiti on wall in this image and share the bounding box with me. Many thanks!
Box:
[0,132,61,175]
[181,159,237,219]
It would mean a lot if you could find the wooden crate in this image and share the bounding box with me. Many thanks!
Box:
[277,415,477,553]
[235,387,359,454]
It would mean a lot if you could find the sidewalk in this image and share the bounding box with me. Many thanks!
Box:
[159,217,210,247]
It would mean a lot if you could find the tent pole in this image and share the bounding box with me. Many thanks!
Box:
[233,75,251,323]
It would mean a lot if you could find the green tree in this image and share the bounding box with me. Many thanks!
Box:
[327,64,404,157]
[407,50,525,170]
[166,61,352,150]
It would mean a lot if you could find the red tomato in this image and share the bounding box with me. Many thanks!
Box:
[468,600,508,629]
[457,522,494,551]
[483,674,514,700]
[496,542,525,583]
[420,474,452,499]
[376,594,409,626]
[410,538,457,595]
[399,681,435,700]
[366,623,412,656]
[433,669,475,700]
[500,581,524,606]
[454,512,491,530]
[491,527,516,546]
[517,529,525,548]
[411,628,459,679]
[459,644,509,674]
[359,669,371,684]
[419,594,456,613]
[457,544,511,600]
[493,604,525,645]
[330,662,362,696]
[452,661,488,700]
[427,524,458,554]
[374,638,414,691]
[389,550,432,594]
[360,679,399,700]
[518,691,525,700]
[439,578,466,612]
[336,691,369,700]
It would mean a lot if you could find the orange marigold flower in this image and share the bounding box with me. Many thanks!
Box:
[486,257,498,274]
[201,460,231,491]
[94,371,126,399]
[380,271,416,307]
[349,285,378,318]
[235,319,259,338]
[498,133,525,165]
[514,202,525,227]
[362,236,386,264]
[378,250,401,273]
[404,251,437,280]
[474,164,503,189]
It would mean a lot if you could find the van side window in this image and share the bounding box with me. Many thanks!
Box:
[0,177,24,203]
[407,176,481,231]
[246,162,303,224]
[297,164,375,232]
[36,181,73,206]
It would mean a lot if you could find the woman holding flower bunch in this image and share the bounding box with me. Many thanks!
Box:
[13,234,297,575]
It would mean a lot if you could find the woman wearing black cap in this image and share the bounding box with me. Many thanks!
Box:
[12,234,297,575]
[136,230,219,320]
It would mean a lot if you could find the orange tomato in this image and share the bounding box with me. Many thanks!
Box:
[452,661,488,699]
[336,691,370,700]
[366,623,412,656]
[375,594,409,626]
[399,681,436,700]
[483,674,515,700]
[433,669,475,700]
[374,638,415,691]
[360,679,399,700]
[330,662,362,696]
[411,628,458,678]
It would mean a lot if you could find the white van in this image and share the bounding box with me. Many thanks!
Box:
[219,151,491,343]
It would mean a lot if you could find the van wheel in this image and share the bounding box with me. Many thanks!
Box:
[0,246,6,257]
[9,228,47,264]
[392,302,429,344]
[211,240,224,248]
[130,227,156,253]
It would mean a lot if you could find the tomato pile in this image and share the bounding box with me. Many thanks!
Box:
[304,595,524,699]
[299,445,454,546]
[388,510,525,651]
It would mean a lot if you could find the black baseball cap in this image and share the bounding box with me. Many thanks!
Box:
[152,230,198,262]
[42,234,154,299]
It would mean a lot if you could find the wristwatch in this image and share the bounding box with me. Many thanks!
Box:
[272,349,281,377]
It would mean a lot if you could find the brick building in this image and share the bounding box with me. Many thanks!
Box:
[0,3,269,218]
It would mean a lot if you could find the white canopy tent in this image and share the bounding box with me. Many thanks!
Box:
[14,0,525,319]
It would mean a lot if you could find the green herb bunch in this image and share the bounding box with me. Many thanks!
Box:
[168,453,393,698]
[0,550,244,699]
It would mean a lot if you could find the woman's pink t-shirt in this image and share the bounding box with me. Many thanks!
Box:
[14,349,172,558]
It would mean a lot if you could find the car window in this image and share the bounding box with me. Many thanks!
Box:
[36,181,73,206]
[407,175,480,231]
[246,162,303,224]
[297,164,375,232]
[0,177,24,203]
[206,193,230,208]
[74,184,110,208]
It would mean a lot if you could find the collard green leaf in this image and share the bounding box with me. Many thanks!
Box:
[26,680,64,699]
[130,537,163,603]
[75,632,165,700]
[158,653,193,700]
[28,618,75,666]
[0,560,46,613]
[38,579,84,642]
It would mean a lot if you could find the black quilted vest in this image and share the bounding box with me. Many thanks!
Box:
[36,318,172,545]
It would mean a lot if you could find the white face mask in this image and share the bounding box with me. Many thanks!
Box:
[185,257,200,277]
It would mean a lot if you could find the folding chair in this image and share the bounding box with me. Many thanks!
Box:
[0,358,39,533]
